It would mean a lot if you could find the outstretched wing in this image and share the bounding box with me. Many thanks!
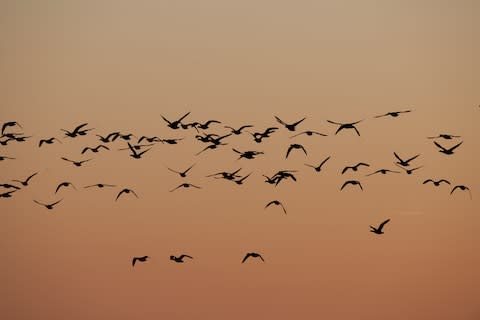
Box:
[242,253,252,263]
[378,219,390,231]
[179,255,193,259]
[434,141,447,151]
[449,141,463,151]
[274,116,286,126]
[285,145,293,158]
[291,117,306,127]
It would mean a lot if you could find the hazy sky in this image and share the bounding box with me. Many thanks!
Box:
[1,1,479,319]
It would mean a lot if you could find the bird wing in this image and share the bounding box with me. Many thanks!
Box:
[265,201,276,209]
[439,179,451,184]
[232,148,242,154]
[358,182,363,190]
[55,184,63,194]
[300,145,307,155]
[183,164,195,174]
[434,141,447,151]
[81,147,90,154]
[423,179,432,184]
[406,154,420,162]
[258,254,265,262]
[450,186,460,194]
[449,141,463,151]
[115,190,125,201]
[25,172,38,183]
[340,181,349,190]
[274,116,286,126]
[51,199,63,206]
[238,125,253,131]
[161,115,172,125]
[280,203,287,214]
[358,163,370,167]
[242,253,252,263]
[374,113,388,118]
[99,145,109,150]
[177,112,191,122]
[393,152,403,162]
[353,126,361,136]
[286,145,293,158]
[61,157,73,163]
[179,255,193,259]
[190,184,201,189]
[341,167,350,174]
[137,148,151,157]
[169,185,182,192]
[132,258,137,266]
[39,140,45,147]
[326,120,341,125]
[73,123,89,133]
[378,219,390,231]
[33,200,45,206]
[291,117,306,127]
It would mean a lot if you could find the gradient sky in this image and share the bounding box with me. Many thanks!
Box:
[1,1,479,319]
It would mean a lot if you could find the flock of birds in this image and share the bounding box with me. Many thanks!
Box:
[0,110,472,267]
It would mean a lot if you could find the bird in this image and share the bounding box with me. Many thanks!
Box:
[434,141,463,155]
[39,137,62,147]
[208,134,232,146]
[207,168,242,180]
[248,127,278,143]
[169,183,201,192]
[96,132,120,143]
[374,110,411,118]
[0,183,20,190]
[1,121,22,134]
[12,135,32,142]
[304,156,331,172]
[393,152,420,167]
[271,170,298,186]
[12,172,38,186]
[33,199,63,210]
[118,133,136,141]
[234,173,252,185]
[327,119,363,136]
[370,219,390,234]
[242,252,265,263]
[427,134,461,140]
[423,179,450,186]
[0,190,17,198]
[127,142,151,159]
[274,116,306,131]
[61,123,93,138]
[61,157,92,167]
[0,155,15,161]
[0,138,13,146]
[195,120,221,130]
[138,136,161,143]
[341,162,370,174]
[116,188,139,201]
[132,256,149,266]
[366,169,400,176]
[161,112,191,129]
[395,164,423,175]
[170,255,193,263]
[55,182,77,193]
[224,124,253,135]
[265,200,287,214]
[195,132,220,143]
[286,144,307,158]
[232,148,264,160]
[340,180,363,191]
[81,145,109,154]
[118,143,154,151]
[450,185,472,199]
[196,143,226,156]
[84,183,116,189]
[167,164,196,177]
[289,130,327,138]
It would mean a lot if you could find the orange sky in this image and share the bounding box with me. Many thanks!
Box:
[1,1,479,319]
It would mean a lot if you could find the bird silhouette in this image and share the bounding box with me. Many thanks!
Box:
[0,155,15,161]
[286,144,307,158]
[81,145,109,154]
[366,169,400,176]
[194,120,221,130]
[327,120,363,136]
[169,183,201,192]
[12,172,38,186]
[196,143,226,155]
[96,132,120,143]
[340,180,363,191]
[207,168,242,180]
[271,170,298,186]
[161,112,191,129]
[61,157,92,167]
[274,116,306,131]
[161,138,184,145]
[450,185,472,199]
[234,173,252,185]
[167,164,196,177]
[374,110,411,118]
[0,190,17,198]
[118,143,154,151]
[370,219,390,234]
[289,130,327,138]
[224,124,253,135]
[132,256,149,266]
[208,134,231,146]
[116,188,139,201]
[423,179,450,186]
[232,148,264,160]
[84,183,116,189]
[138,136,161,143]
[118,133,136,141]
[265,200,287,214]
[1,183,20,190]
[427,134,460,140]
[55,182,77,194]
[195,132,219,143]
[395,164,423,175]
[61,123,93,138]
[242,252,265,263]
[127,142,151,159]
[1,121,22,134]
[39,137,62,147]
[12,135,32,142]
[304,156,331,172]
[170,255,193,263]
[393,152,420,167]
[33,199,63,210]
[249,127,278,143]
[341,162,370,174]
[434,141,463,155]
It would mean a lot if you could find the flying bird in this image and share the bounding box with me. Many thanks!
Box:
[61,157,92,167]
[370,219,390,234]
[161,112,191,129]
[342,162,370,174]
[374,110,411,118]
[366,169,400,176]
[195,120,221,130]
[224,124,253,135]
[423,179,450,186]
[265,200,287,214]
[1,190,17,198]
[132,256,149,266]
[169,183,201,192]
[427,134,461,140]
[340,180,363,191]
[274,116,306,131]
[450,185,472,199]
[0,183,21,190]
[39,137,62,147]
[55,182,77,194]
[195,143,226,156]
[1,121,22,134]
[327,120,363,136]
[61,123,93,138]
[234,173,252,185]
[116,188,139,201]
[232,148,264,160]
[138,136,161,143]
[305,156,331,172]
[81,145,109,154]
[96,132,120,143]
[170,255,193,263]
[242,252,265,263]
[290,130,327,138]
[167,164,196,177]
[434,141,463,155]
[394,152,420,167]
[84,183,116,189]
[33,199,63,210]
[286,144,307,158]
[161,138,184,145]
[395,164,423,175]
[207,168,242,180]
[127,142,151,159]
[12,172,38,186]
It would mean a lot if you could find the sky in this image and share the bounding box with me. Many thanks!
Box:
[1,1,479,319]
